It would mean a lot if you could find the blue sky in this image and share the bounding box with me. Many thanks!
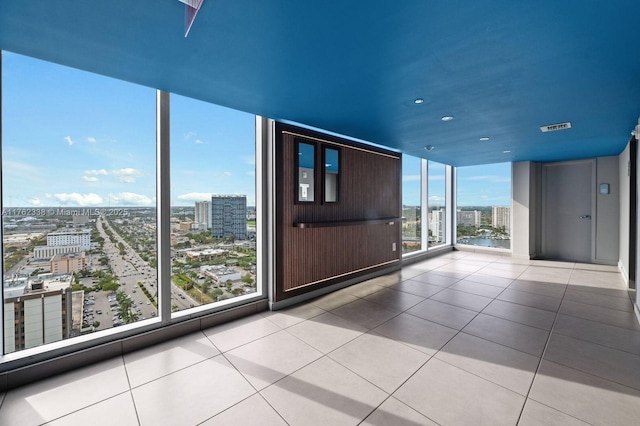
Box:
[3,51,510,209]
[402,156,511,207]
[2,51,256,207]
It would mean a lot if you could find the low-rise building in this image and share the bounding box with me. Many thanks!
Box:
[34,244,82,260]
[50,252,86,274]
[187,248,226,262]
[200,265,241,283]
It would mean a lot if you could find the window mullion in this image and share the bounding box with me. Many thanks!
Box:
[156,90,172,323]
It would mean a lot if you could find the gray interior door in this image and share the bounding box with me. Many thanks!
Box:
[543,161,594,263]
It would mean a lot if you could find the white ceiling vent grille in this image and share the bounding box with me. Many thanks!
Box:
[540,122,572,132]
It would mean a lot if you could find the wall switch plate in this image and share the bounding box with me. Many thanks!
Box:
[392,242,396,251]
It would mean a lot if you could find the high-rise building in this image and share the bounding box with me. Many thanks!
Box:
[429,209,445,243]
[457,210,482,227]
[211,195,247,240]
[492,206,511,233]
[194,200,211,229]
[3,274,73,353]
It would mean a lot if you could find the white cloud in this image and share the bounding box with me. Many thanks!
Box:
[65,136,75,146]
[402,174,420,182]
[45,193,53,198]
[82,176,99,182]
[195,139,204,144]
[53,192,103,206]
[464,175,511,183]
[111,168,143,183]
[247,171,255,176]
[429,195,444,201]
[177,192,212,201]
[85,169,108,176]
[224,171,232,176]
[27,197,43,206]
[109,192,153,206]
[87,137,97,143]
[243,156,256,165]
[184,131,197,140]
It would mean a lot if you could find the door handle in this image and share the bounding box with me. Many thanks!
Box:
[579,215,591,220]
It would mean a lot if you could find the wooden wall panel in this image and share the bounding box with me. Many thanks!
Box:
[274,123,402,302]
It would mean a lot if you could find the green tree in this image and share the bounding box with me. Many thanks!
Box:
[102,282,120,292]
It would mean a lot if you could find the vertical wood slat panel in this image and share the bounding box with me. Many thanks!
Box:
[275,123,401,301]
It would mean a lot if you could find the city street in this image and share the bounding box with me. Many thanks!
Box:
[96,216,198,318]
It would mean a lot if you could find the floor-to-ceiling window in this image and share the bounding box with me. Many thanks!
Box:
[456,162,512,249]
[1,51,157,353]
[427,160,447,247]
[169,94,259,314]
[402,155,423,254]
[1,52,263,359]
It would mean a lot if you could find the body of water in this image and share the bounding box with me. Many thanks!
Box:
[457,238,511,249]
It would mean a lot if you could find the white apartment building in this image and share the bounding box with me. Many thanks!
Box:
[457,209,482,227]
[492,206,511,233]
[429,209,445,243]
[46,229,91,251]
[194,201,211,229]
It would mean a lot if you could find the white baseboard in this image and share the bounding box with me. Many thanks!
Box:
[619,259,629,286]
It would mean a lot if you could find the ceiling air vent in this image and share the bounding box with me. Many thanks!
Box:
[540,122,572,132]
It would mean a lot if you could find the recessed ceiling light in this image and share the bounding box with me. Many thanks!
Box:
[414,98,424,104]
[441,116,454,121]
[424,145,435,151]
[480,137,490,141]
[503,150,511,154]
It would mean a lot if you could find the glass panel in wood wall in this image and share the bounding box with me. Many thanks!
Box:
[323,147,339,203]
[297,141,315,203]
[402,154,423,254]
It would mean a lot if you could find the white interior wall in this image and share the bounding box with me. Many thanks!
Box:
[595,156,620,264]
[513,157,620,264]
[618,143,630,283]
[512,162,532,258]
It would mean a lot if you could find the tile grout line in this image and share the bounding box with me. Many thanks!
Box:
[120,352,143,426]
[514,265,574,425]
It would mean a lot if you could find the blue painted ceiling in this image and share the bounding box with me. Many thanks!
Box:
[1,1,639,166]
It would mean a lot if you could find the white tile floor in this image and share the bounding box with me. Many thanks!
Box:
[2,252,640,425]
